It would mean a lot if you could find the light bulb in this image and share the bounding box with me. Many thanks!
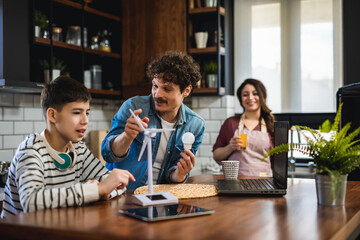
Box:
[182,132,195,150]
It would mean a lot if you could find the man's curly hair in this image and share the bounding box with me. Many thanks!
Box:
[146,51,201,93]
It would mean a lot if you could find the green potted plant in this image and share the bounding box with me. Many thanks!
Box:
[34,10,48,37]
[203,61,218,88]
[262,103,360,205]
[40,57,66,83]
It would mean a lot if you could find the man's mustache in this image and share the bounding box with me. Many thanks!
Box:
[154,97,167,103]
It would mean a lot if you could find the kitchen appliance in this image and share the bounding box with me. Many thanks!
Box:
[337,83,360,181]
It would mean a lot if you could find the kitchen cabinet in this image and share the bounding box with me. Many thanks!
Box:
[120,0,187,99]
[0,0,37,92]
[187,0,234,95]
[30,0,121,97]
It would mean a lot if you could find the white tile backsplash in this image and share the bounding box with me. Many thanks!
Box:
[201,132,210,144]
[14,121,34,134]
[14,94,34,107]
[221,95,236,108]
[103,99,115,110]
[193,108,210,120]
[33,95,41,108]
[198,144,214,157]
[0,136,2,148]
[210,108,228,120]
[190,96,199,108]
[0,93,14,107]
[0,149,14,162]
[3,135,24,149]
[24,108,43,121]
[89,109,106,121]
[199,96,221,108]
[3,108,24,121]
[204,120,221,133]
[90,99,104,110]
[97,121,111,130]
[0,121,13,134]
[211,132,220,143]
[34,121,46,133]
[104,110,116,121]
[86,122,97,132]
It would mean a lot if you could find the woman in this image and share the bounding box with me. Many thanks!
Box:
[213,78,275,177]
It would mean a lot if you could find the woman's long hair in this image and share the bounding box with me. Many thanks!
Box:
[236,78,275,136]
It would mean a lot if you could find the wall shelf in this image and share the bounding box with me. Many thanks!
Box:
[53,0,120,21]
[189,6,225,15]
[188,46,225,55]
[31,0,122,98]
[187,0,233,96]
[88,89,120,96]
[192,87,225,95]
[35,37,121,58]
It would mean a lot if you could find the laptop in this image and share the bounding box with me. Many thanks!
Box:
[217,121,289,196]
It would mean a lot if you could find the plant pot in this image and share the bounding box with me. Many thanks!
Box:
[194,32,208,48]
[44,69,61,84]
[315,174,347,206]
[205,0,217,7]
[34,26,41,37]
[206,74,218,88]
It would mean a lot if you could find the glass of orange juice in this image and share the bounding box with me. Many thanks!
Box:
[237,134,247,149]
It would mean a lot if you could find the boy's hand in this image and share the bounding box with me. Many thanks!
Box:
[171,149,195,182]
[98,169,135,200]
[124,109,150,141]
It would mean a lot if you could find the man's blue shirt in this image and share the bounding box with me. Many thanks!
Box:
[101,95,205,190]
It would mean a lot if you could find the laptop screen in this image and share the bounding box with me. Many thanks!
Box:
[273,121,289,188]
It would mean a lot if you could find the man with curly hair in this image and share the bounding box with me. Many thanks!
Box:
[101,51,205,190]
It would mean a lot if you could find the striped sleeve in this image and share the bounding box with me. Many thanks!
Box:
[77,143,127,200]
[79,144,110,182]
[16,153,99,213]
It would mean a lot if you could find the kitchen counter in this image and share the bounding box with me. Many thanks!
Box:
[0,175,359,239]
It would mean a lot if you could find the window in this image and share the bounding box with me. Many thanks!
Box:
[234,0,342,113]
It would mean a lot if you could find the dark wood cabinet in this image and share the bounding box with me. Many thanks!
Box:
[0,0,36,91]
[187,0,234,96]
[30,0,121,97]
[120,0,187,99]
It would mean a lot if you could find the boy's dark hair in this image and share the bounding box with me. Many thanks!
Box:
[146,51,201,93]
[41,76,91,117]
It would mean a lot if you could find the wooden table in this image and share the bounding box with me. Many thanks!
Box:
[0,175,360,240]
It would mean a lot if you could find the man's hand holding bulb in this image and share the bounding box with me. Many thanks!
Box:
[170,132,195,182]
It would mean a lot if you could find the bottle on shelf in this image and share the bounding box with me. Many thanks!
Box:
[90,35,99,50]
[98,29,111,52]
[52,27,63,42]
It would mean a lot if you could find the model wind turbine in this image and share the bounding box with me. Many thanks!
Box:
[129,109,179,206]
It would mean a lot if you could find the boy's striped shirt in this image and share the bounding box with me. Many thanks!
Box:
[1,133,121,218]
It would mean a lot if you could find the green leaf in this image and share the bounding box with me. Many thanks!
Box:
[319,119,332,133]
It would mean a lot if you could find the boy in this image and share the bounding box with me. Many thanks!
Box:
[101,51,205,189]
[1,76,135,218]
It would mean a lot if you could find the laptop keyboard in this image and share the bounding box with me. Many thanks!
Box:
[238,179,275,190]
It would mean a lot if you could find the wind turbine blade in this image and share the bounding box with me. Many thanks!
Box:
[129,109,146,131]
[138,137,149,161]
